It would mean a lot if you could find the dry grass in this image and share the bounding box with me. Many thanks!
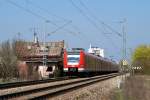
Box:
[111,75,150,100]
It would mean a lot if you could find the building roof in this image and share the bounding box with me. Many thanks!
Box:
[15,40,65,60]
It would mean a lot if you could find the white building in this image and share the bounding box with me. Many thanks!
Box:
[88,44,104,57]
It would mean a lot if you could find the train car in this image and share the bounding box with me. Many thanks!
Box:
[63,49,119,76]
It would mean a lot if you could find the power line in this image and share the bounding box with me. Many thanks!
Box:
[69,0,102,32]
[79,0,127,60]
[26,0,80,35]
[5,0,79,36]
[25,0,71,22]
[69,0,118,48]
[79,0,122,37]
[48,20,72,35]
[26,0,89,37]
[25,0,92,44]
[78,1,124,55]
[5,0,57,26]
[27,0,118,49]
[25,0,83,35]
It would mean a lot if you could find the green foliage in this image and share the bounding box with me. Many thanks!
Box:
[132,45,150,74]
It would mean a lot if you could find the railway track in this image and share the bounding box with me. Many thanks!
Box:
[0,76,77,90]
[0,73,119,100]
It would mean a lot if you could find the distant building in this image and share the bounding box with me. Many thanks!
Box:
[88,44,104,57]
[16,33,65,79]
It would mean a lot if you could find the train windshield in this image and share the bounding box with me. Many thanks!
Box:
[67,55,80,64]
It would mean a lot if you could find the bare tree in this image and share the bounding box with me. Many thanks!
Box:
[0,40,18,81]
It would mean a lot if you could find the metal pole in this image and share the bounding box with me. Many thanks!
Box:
[120,19,126,73]
[43,20,49,78]
[118,19,127,82]
[123,19,126,62]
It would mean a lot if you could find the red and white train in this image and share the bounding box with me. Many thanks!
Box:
[63,48,119,75]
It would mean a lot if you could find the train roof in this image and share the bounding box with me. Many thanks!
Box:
[65,49,118,65]
[85,52,117,64]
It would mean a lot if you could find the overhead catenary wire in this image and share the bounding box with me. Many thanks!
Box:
[5,0,92,48]
[28,0,118,49]
[25,0,71,22]
[69,0,103,32]
[6,0,118,50]
[6,0,56,26]
[5,0,79,36]
[25,0,83,33]
[69,0,118,49]
[79,0,127,60]
[48,20,72,35]
[79,0,122,37]
[23,0,85,37]
[70,0,106,46]
[24,0,93,45]
[26,0,87,34]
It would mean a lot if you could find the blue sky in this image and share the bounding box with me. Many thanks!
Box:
[0,0,150,61]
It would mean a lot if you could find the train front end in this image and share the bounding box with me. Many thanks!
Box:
[63,49,85,74]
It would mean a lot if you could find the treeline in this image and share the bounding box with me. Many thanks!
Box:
[0,40,19,81]
[132,45,150,74]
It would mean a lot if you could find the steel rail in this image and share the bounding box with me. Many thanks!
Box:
[0,76,76,90]
[0,73,119,99]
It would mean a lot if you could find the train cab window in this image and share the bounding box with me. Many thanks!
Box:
[67,55,80,63]
[46,67,53,72]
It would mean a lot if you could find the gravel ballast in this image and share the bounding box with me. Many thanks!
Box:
[49,74,128,100]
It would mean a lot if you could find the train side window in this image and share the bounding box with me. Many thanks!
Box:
[99,60,101,70]
[101,61,103,71]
